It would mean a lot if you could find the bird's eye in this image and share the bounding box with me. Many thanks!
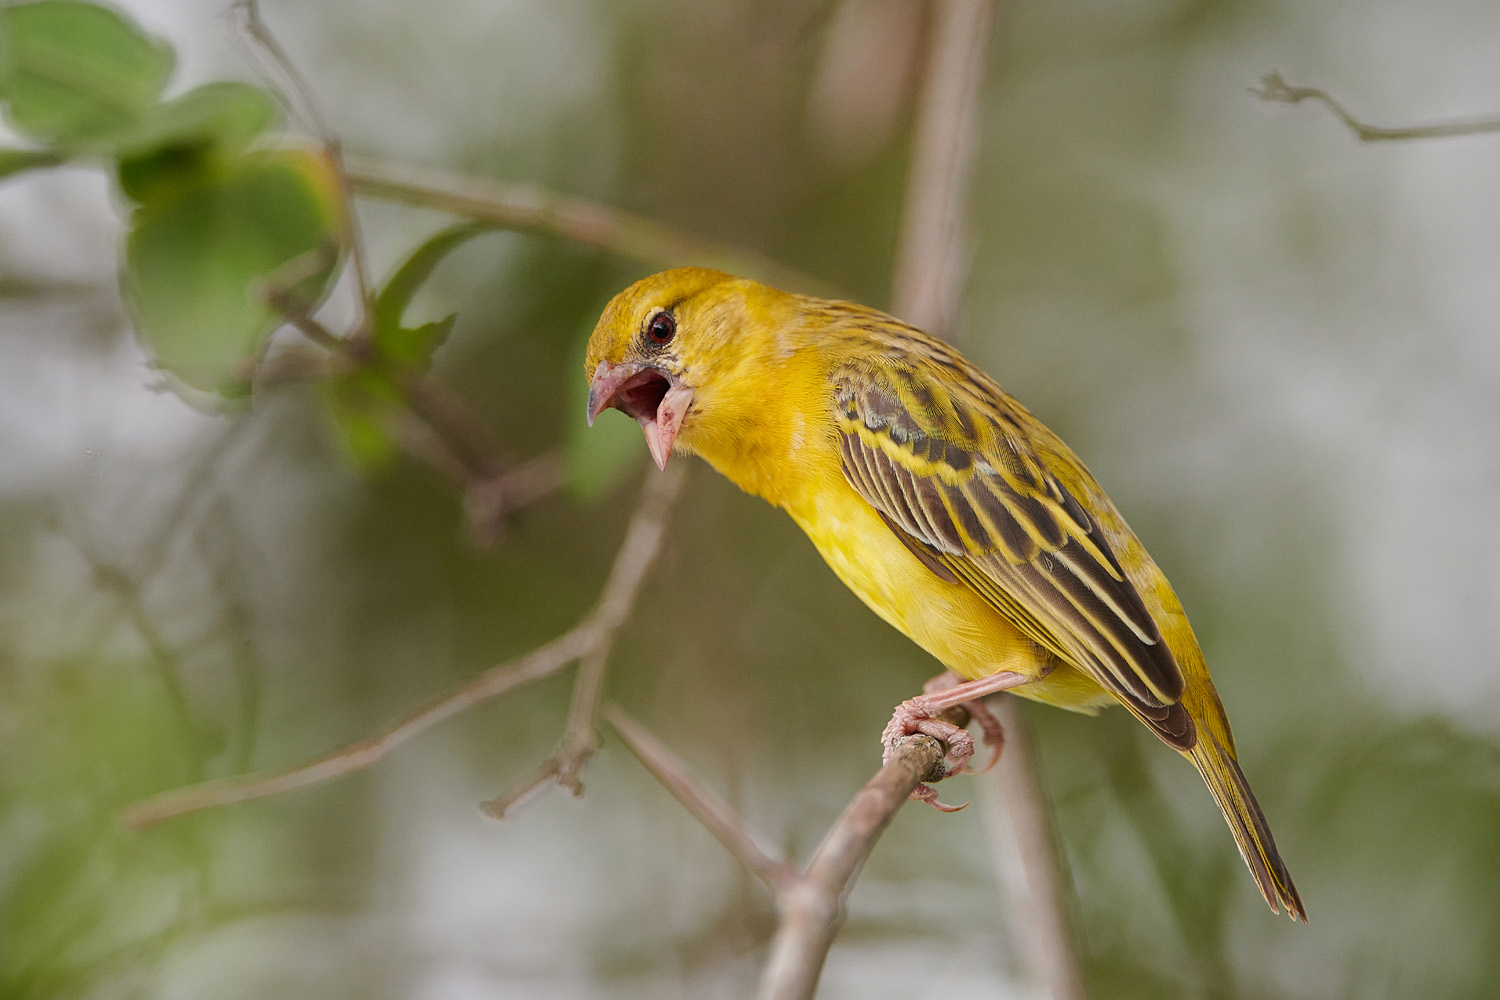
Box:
[646,310,676,345]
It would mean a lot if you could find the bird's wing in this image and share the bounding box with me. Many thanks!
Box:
[833,361,1185,713]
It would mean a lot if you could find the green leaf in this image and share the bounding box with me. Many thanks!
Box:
[0,1,173,151]
[325,369,403,471]
[122,147,343,395]
[115,82,283,201]
[386,314,458,368]
[0,145,62,179]
[373,220,492,369]
[127,81,281,155]
[565,315,643,501]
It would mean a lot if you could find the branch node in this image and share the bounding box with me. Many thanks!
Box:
[1253,70,1500,143]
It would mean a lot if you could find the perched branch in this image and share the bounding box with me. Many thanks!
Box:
[757,733,946,1000]
[1253,71,1500,142]
[343,156,832,295]
[605,701,945,1000]
[123,463,686,829]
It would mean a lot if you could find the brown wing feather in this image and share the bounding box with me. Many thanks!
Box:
[833,362,1184,712]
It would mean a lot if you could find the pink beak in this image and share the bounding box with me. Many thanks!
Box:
[587,360,695,471]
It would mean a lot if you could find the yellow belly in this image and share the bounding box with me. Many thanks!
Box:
[783,474,1114,715]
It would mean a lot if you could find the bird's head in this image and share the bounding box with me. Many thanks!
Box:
[584,267,751,470]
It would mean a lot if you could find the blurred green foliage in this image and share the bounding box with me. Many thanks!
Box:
[2,1,1500,999]
[0,1,341,395]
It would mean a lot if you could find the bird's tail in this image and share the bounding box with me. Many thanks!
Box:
[1187,732,1306,921]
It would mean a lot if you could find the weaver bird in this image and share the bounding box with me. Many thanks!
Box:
[585,268,1305,920]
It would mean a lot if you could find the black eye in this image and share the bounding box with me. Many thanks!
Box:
[646,310,676,345]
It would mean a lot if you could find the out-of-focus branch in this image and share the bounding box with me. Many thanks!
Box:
[1253,71,1500,142]
[264,290,559,543]
[233,0,375,334]
[605,705,799,893]
[123,463,685,830]
[983,698,1087,1000]
[68,540,203,763]
[891,0,994,337]
[890,3,1086,997]
[343,156,833,296]
[606,701,946,1000]
[235,7,563,542]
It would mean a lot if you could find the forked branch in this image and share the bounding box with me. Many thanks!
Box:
[1254,71,1500,142]
[123,463,685,829]
[606,704,947,1000]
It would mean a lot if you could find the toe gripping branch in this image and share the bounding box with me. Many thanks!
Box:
[881,670,1027,811]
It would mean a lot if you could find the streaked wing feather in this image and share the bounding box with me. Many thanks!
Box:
[834,363,1184,711]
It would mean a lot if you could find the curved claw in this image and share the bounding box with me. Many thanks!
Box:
[911,783,969,812]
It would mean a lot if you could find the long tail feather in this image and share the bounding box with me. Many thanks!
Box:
[1188,733,1306,921]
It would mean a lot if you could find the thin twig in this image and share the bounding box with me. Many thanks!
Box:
[69,543,204,765]
[343,156,833,295]
[123,463,685,829]
[1253,71,1500,142]
[479,644,606,818]
[890,0,995,336]
[264,290,563,537]
[604,702,946,1000]
[229,1,328,137]
[605,704,797,894]
[232,1,376,334]
[463,451,567,548]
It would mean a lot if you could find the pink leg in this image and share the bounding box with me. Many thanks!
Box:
[882,670,1030,811]
[920,672,1007,775]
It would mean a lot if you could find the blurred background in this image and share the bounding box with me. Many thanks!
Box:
[4,0,1500,997]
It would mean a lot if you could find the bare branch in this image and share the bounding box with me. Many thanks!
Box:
[1253,71,1500,142]
[605,704,797,895]
[67,539,203,758]
[123,464,686,829]
[603,703,947,1000]
[229,1,329,139]
[982,698,1087,1000]
[479,642,606,819]
[463,451,566,548]
[757,734,946,1000]
[342,156,834,295]
[891,0,995,336]
[888,4,1087,996]
[261,288,562,537]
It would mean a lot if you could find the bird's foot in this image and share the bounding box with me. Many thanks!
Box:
[884,670,1030,811]
[881,696,976,812]
[920,671,1006,774]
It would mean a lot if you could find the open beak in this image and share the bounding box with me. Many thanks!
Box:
[587,360,695,471]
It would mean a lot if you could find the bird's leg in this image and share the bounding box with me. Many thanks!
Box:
[919,671,1007,774]
[883,670,1029,811]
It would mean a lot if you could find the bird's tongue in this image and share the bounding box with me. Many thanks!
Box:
[639,385,695,471]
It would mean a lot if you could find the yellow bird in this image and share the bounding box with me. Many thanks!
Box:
[585,267,1305,921]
